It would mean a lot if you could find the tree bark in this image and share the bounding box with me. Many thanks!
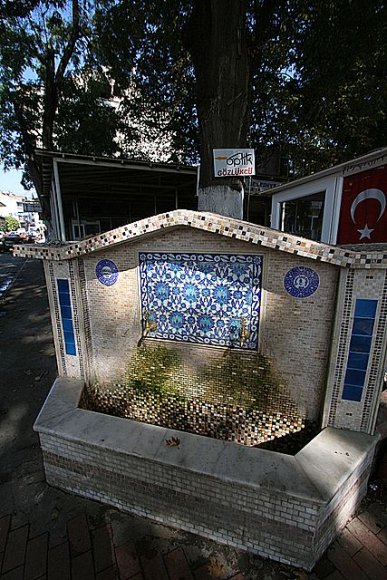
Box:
[185,0,250,218]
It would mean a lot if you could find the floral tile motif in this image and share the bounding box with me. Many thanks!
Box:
[139,252,262,349]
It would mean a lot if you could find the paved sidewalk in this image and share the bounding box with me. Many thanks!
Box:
[1,494,387,579]
[1,256,387,579]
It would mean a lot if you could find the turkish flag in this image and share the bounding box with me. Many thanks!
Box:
[337,166,387,244]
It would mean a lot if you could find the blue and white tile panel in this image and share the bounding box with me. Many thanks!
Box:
[139,252,262,350]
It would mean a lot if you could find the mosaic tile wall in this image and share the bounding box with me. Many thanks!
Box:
[81,345,313,451]
[325,267,387,433]
[34,208,387,434]
[14,209,387,270]
[139,252,261,349]
[41,225,339,424]
[83,384,312,451]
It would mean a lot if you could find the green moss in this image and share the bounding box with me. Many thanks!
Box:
[84,344,308,451]
[120,344,292,416]
[124,344,182,395]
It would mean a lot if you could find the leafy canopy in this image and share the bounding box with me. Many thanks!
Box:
[0,0,386,199]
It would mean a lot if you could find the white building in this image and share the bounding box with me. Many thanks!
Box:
[0,191,43,234]
[267,147,387,245]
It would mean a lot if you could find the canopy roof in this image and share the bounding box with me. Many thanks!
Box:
[36,149,197,207]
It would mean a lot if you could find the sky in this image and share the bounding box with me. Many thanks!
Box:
[1,166,36,199]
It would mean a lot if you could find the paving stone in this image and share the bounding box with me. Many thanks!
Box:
[353,547,387,580]
[376,526,387,547]
[228,575,245,580]
[324,572,345,580]
[0,565,24,580]
[47,542,70,580]
[358,510,384,534]
[92,525,115,573]
[67,514,91,557]
[313,553,336,578]
[96,566,118,580]
[115,541,141,580]
[336,528,362,557]
[164,548,194,580]
[327,543,367,580]
[25,533,48,580]
[347,517,387,566]
[140,549,168,580]
[2,524,29,573]
[368,503,387,528]
[71,550,95,580]
[0,515,11,553]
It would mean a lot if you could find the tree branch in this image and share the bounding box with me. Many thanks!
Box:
[55,0,80,84]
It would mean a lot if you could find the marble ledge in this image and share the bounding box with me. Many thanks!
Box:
[34,377,379,506]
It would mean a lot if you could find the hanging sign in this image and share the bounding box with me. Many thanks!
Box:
[213,148,255,178]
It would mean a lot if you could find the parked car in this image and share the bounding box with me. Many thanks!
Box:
[1,231,34,251]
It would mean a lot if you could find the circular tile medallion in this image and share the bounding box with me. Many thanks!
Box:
[284,266,319,298]
[96,259,119,286]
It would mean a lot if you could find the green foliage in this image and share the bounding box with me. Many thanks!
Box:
[3,215,20,231]
[1,0,386,197]
[0,0,124,194]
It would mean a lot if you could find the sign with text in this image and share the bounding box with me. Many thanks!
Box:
[213,149,255,178]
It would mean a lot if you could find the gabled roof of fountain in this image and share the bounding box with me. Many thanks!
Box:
[13,209,387,268]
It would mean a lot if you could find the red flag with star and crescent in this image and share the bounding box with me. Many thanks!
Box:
[337,166,387,244]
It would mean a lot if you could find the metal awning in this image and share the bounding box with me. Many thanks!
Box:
[35,149,198,240]
[36,149,197,203]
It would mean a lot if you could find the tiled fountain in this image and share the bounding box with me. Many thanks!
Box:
[15,210,386,570]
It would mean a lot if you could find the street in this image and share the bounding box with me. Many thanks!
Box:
[0,253,27,301]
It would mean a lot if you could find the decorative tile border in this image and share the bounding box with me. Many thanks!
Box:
[328,271,355,426]
[13,210,387,269]
[78,259,93,381]
[360,271,387,431]
[48,263,67,374]
[139,252,261,349]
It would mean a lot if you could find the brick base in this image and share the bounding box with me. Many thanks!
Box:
[35,379,378,571]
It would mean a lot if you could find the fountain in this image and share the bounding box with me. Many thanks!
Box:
[15,209,385,570]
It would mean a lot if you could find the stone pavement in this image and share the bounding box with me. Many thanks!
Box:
[1,255,387,580]
[1,492,387,580]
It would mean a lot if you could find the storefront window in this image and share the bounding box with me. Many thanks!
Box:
[280,192,325,241]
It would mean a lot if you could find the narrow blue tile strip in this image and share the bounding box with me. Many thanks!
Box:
[57,279,76,356]
[342,298,377,402]
[354,299,377,318]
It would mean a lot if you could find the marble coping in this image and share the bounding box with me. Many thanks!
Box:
[34,377,379,505]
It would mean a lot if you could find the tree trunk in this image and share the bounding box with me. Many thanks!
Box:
[185,0,250,219]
